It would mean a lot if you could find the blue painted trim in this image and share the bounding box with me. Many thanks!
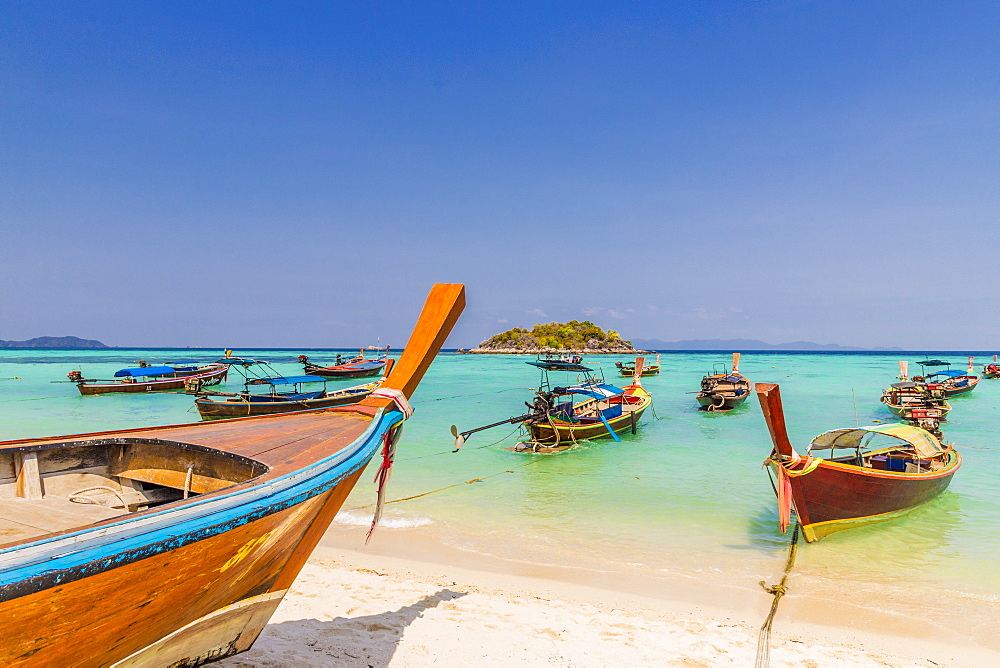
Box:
[0,409,403,599]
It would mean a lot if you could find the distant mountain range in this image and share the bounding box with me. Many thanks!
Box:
[630,338,904,352]
[0,336,108,348]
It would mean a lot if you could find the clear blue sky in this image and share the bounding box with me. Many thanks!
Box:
[2,2,997,349]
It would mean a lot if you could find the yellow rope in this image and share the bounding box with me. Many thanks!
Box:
[386,458,546,505]
[755,525,800,668]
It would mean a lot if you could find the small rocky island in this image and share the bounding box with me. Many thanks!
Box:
[460,321,644,354]
[0,336,108,348]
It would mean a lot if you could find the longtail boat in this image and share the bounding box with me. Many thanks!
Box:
[451,357,652,454]
[0,283,464,665]
[757,383,961,543]
[192,357,382,419]
[911,358,980,397]
[695,352,752,412]
[982,355,1000,379]
[298,346,389,379]
[68,360,228,395]
[616,353,660,376]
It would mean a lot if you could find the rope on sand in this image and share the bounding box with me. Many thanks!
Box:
[755,525,800,668]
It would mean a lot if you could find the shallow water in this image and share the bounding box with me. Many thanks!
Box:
[2,349,999,639]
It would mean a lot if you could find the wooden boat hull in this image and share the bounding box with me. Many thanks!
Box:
[696,374,752,412]
[883,399,951,419]
[302,362,385,379]
[696,390,751,411]
[195,385,376,419]
[756,382,961,543]
[77,365,228,395]
[0,283,466,665]
[940,377,979,397]
[618,367,659,377]
[766,453,960,542]
[0,408,393,665]
[525,388,651,446]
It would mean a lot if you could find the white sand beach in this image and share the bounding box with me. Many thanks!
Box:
[220,526,999,667]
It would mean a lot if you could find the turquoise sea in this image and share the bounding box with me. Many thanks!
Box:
[2,349,998,645]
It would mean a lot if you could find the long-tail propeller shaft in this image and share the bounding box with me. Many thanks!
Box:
[451,392,555,451]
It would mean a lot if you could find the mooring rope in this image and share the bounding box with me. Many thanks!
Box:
[386,457,547,505]
[755,524,800,668]
[396,424,524,462]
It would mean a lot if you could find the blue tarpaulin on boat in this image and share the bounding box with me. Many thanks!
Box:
[114,366,177,377]
[264,375,328,385]
[554,382,623,399]
[928,370,966,378]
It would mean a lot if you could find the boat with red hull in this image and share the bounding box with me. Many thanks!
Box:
[757,383,961,543]
[0,284,465,665]
[69,361,228,395]
[982,355,1000,379]
[299,347,389,379]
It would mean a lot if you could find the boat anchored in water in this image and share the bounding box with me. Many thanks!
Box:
[911,357,980,397]
[757,382,961,542]
[982,355,1000,379]
[616,353,660,377]
[298,346,390,379]
[451,356,652,453]
[880,362,949,438]
[696,353,752,412]
[190,356,383,419]
[67,359,228,395]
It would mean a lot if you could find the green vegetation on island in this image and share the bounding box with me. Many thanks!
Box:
[465,321,638,353]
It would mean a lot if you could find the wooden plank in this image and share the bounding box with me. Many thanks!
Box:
[38,466,116,499]
[38,445,108,475]
[15,452,43,500]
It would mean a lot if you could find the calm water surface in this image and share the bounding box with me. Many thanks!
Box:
[2,349,998,635]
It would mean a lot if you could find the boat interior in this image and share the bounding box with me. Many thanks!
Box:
[700,374,750,397]
[810,431,950,475]
[551,393,644,424]
[0,438,267,547]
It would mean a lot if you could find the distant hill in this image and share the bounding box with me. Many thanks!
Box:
[630,338,903,352]
[0,336,108,349]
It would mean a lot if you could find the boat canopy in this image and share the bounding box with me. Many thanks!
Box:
[890,381,919,389]
[261,375,327,385]
[917,359,949,366]
[216,357,263,366]
[114,366,178,378]
[552,382,623,399]
[526,360,593,372]
[808,424,945,459]
[927,370,966,379]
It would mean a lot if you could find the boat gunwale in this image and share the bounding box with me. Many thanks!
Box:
[0,407,400,583]
[0,403,379,449]
[808,448,961,480]
[77,364,228,388]
[0,436,269,468]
